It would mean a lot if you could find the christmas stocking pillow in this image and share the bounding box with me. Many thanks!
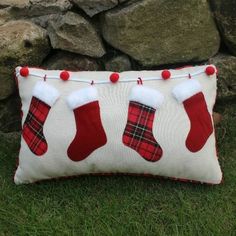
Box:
[14,65,222,185]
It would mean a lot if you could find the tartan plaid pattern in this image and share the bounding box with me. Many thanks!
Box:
[123,101,163,162]
[22,97,50,156]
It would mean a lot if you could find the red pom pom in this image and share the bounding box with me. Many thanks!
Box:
[20,67,29,77]
[205,66,215,76]
[60,70,70,81]
[161,70,171,80]
[110,72,119,83]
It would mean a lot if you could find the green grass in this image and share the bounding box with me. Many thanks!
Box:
[0,103,235,236]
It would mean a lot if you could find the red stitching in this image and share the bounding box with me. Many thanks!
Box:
[137,77,143,85]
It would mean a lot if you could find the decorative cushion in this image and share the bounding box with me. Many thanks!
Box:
[14,65,222,185]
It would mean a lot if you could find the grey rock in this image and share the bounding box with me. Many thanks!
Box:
[8,0,72,18]
[1,0,72,27]
[210,0,236,55]
[31,14,60,28]
[0,20,51,100]
[48,11,106,58]
[0,8,13,26]
[0,0,29,9]
[0,68,16,100]
[0,94,21,132]
[209,53,236,99]
[43,51,102,71]
[105,54,132,71]
[0,131,21,153]
[101,0,220,67]
[71,0,118,17]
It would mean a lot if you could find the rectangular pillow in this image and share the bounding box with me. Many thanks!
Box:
[14,65,222,185]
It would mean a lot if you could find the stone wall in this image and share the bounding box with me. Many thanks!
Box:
[0,0,235,133]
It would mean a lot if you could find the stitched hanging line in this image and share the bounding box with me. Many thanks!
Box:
[15,66,215,85]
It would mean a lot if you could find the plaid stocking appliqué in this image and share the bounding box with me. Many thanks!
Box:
[22,81,59,156]
[22,97,50,156]
[123,101,163,162]
[122,86,164,162]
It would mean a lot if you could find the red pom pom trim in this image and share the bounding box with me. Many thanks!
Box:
[20,67,29,77]
[161,70,171,80]
[110,73,119,83]
[60,71,70,81]
[205,66,215,76]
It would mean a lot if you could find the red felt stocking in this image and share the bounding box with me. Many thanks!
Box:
[66,87,107,162]
[123,85,164,162]
[172,79,213,152]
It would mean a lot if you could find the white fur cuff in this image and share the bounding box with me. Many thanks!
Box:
[33,81,59,106]
[15,66,21,76]
[172,79,202,103]
[129,86,164,109]
[66,87,98,110]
